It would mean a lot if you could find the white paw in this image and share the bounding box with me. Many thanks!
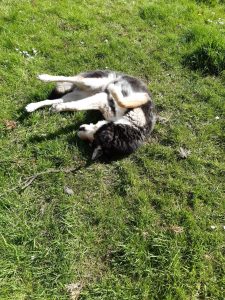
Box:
[56,85,66,94]
[25,103,38,112]
[37,74,52,82]
[50,103,64,112]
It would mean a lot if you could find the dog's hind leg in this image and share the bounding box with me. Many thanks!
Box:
[38,74,113,92]
[38,74,80,83]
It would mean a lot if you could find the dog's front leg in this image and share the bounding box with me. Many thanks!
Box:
[107,84,150,108]
[51,92,108,112]
[25,98,63,113]
[38,74,112,91]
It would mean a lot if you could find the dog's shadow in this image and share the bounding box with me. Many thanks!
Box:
[17,89,130,163]
[18,90,108,160]
[27,110,102,141]
[30,110,103,158]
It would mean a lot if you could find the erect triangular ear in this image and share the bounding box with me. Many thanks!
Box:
[92,146,103,160]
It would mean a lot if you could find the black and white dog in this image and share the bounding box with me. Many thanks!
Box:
[25,70,156,159]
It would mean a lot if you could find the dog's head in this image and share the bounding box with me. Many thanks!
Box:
[79,122,141,161]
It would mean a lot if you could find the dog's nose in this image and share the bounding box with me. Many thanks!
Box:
[78,126,86,131]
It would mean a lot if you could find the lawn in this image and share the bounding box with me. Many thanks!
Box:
[0,0,224,299]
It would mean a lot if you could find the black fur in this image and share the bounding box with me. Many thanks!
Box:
[121,75,149,93]
[107,95,116,116]
[93,102,155,158]
[83,70,111,78]
[104,89,117,116]
[93,122,146,158]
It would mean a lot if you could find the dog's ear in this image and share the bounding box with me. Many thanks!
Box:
[92,146,103,160]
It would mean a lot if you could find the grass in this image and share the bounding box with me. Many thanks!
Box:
[0,0,224,299]
[182,25,225,75]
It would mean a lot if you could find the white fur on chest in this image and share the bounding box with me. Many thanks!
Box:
[125,107,147,127]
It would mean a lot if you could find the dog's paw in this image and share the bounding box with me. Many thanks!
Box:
[25,103,38,113]
[107,84,120,99]
[55,85,66,94]
[50,103,64,112]
[37,74,52,82]
[107,83,115,93]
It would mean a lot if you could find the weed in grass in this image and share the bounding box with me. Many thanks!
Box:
[195,0,224,6]
[140,4,168,25]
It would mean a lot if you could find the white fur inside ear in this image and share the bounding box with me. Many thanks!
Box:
[92,146,103,160]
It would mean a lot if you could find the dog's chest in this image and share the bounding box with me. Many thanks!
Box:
[125,107,147,127]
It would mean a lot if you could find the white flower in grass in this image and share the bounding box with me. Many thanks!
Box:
[15,47,38,59]
[64,186,74,195]
[178,147,191,159]
[32,48,38,55]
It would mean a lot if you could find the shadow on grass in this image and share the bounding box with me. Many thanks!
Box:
[16,89,143,163]
[26,110,102,141]
[18,111,127,162]
[16,89,63,123]
[16,108,31,123]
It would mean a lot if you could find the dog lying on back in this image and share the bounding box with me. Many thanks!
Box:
[25,70,156,160]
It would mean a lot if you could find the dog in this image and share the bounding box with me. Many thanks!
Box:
[25,70,156,160]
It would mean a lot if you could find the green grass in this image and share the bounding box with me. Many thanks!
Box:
[0,0,224,299]
[182,25,225,75]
